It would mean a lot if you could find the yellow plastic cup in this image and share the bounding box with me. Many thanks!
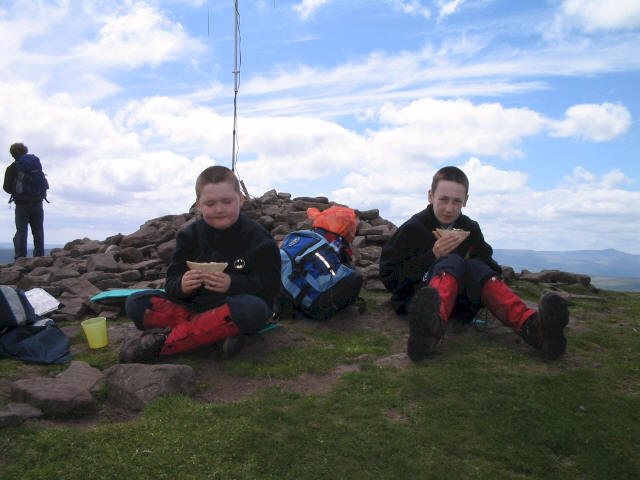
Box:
[81,317,108,349]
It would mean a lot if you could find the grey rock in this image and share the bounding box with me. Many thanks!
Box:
[51,268,81,281]
[0,270,21,285]
[0,403,43,428]
[364,234,392,245]
[86,253,120,273]
[293,196,329,204]
[520,270,591,287]
[356,209,380,221]
[57,361,106,394]
[95,278,126,290]
[120,247,144,264]
[60,277,102,297]
[119,270,142,282]
[259,189,279,205]
[157,239,176,263]
[11,361,104,416]
[104,364,196,411]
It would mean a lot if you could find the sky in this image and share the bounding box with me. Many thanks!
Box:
[1,0,639,255]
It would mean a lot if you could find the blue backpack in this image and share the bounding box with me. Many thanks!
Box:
[278,230,363,320]
[11,153,49,203]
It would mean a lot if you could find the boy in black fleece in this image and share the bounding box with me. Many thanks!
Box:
[379,166,569,362]
[120,166,280,363]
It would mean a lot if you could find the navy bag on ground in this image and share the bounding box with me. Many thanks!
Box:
[278,230,363,320]
[11,153,49,203]
[0,286,72,364]
[0,285,37,327]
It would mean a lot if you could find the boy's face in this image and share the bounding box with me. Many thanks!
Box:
[196,181,244,230]
[428,180,468,226]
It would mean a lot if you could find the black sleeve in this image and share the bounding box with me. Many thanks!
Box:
[227,236,281,304]
[379,221,436,296]
[164,227,196,299]
[3,164,16,195]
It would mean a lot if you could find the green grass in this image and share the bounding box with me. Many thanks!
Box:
[0,289,638,479]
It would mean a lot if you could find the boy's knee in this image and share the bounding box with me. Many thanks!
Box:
[227,295,272,333]
[125,291,163,329]
[430,254,465,280]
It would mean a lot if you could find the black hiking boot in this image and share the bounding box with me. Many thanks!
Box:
[221,334,245,359]
[520,292,569,359]
[407,286,444,362]
[119,328,170,364]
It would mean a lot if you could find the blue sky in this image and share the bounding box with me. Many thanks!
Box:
[1,0,639,255]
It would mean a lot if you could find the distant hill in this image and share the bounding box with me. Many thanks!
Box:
[492,248,640,278]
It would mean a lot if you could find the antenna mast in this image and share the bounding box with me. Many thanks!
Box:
[231,0,240,172]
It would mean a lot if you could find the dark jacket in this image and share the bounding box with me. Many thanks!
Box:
[3,162,16,195]
[165,213,281,312]
[379,204,501,312]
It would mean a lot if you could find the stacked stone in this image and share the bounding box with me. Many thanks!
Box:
[0,190,397,323]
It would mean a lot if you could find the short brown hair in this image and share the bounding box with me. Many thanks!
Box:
[195,166,241,198]
[9,143,28,161]
[431,166,469,196]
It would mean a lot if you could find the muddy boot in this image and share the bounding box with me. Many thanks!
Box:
[221,334,245,358]
[407,287,444,362]
[119,328,171,364]
[520,292,569,359]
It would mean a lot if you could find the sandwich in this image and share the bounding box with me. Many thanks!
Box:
[432,228,470,241]
[186,261,228,273]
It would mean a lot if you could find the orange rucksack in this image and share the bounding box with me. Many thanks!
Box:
[306,206,358,243]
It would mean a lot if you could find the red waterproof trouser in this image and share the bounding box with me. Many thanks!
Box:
[428,272,458,325]
[481,276,535,331]
[143,297,240,356]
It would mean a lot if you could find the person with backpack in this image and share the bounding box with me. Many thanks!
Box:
[379,166,569,362]
[119,166,281,363]
[3,143,49,259]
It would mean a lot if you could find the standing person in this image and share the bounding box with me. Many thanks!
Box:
[379,166,569,362]
[3,143,49,259]
[120,166,281,363]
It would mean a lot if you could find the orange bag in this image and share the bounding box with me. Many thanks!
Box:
[306,206,358,243]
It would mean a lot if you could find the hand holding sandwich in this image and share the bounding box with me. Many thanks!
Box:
[181,261,231,294]
[432,229,470,259]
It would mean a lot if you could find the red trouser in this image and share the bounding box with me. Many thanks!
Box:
[481,276,535,331]
[428,273,535,331]
[143,298,240,356]
[428,272,458,325]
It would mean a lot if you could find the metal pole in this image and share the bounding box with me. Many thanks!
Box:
[231,0,239,172]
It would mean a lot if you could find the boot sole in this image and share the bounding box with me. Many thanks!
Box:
[538,292,569,359]
[407,287,442,362]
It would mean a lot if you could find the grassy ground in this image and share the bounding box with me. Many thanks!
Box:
[0,284,638,479]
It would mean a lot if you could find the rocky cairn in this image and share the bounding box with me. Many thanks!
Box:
[0,189,594,324]
[0,190,396,323]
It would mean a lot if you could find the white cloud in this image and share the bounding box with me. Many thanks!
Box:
[72,3,205,69]
[548,103,632,142]
[560,0,640,32]
[563,166,634,189]
[293,0,331,21]
[389,0,431,20]
[374,98,545,159]
[438,0,465,19]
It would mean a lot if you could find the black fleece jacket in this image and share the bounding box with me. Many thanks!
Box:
[379,204,501,312]
[165,213,281,312]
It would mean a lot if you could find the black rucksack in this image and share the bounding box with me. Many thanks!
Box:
[11,153,49,203]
